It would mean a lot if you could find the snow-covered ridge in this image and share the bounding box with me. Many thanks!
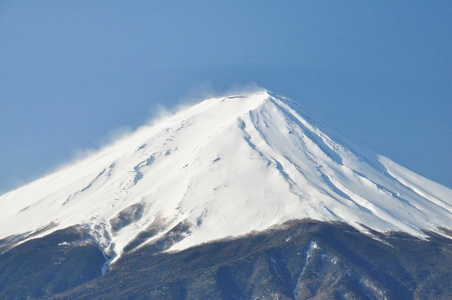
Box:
[1,91,451,266]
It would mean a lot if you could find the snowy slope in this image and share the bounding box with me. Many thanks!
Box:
[1,91,451,265]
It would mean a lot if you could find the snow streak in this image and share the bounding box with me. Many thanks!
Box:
[294,241,318,299]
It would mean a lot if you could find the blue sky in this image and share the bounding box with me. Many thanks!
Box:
[1,1,451,194]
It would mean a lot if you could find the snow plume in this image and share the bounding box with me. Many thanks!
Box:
[142,82,266,134]
[0,177,26,197]
[178,81,265,108]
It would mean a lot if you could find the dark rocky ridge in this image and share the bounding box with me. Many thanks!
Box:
[1,220,451,299]
[0,227,105,299]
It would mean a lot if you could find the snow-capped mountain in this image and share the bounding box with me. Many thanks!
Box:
[1,90,452,267]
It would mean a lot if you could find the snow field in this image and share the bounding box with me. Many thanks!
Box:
[1,91,451,265]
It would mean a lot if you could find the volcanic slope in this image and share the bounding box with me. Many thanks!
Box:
[1,91,451,267]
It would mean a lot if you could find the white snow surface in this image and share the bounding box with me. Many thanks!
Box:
[1,91,452,264]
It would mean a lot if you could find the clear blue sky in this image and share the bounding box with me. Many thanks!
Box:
[1,1,451,194]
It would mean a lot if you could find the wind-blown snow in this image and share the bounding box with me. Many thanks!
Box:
[1,91,451,266]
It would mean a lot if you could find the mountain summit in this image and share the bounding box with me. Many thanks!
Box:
[1,91,452,268]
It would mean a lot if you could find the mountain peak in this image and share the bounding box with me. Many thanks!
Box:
[1,91,451,266]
